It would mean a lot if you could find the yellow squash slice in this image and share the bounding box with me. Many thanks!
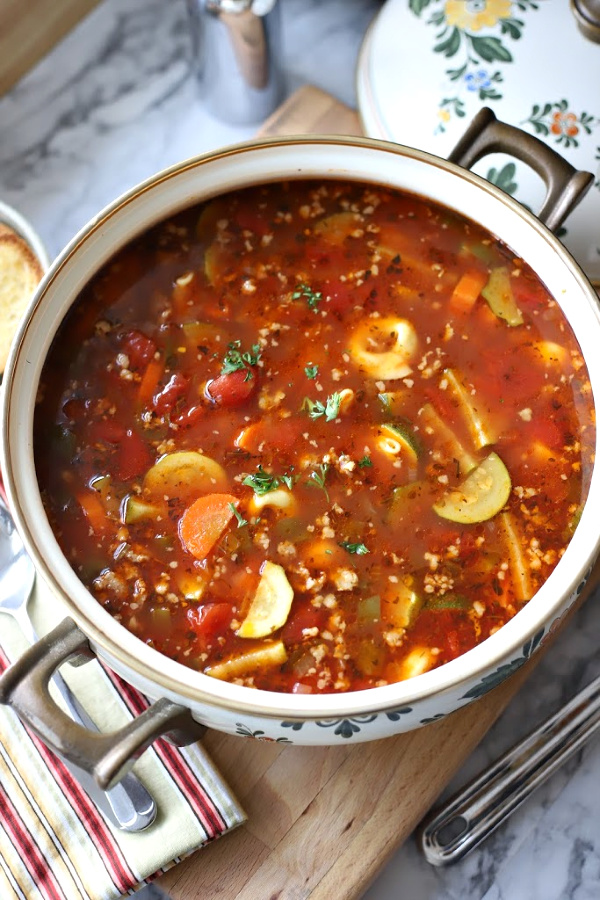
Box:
[237,561,295,639]
[143,451,228,501]
[205,641,287,681]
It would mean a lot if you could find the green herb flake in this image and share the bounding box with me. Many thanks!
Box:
[304,364,319,380]
[307,463,330,500]
[242,465,280,496]
[228,503,247,528]
[281,473,297,490]
[302,392,341,422]
[242,465,297,496]
[339,541,369,555]
[358,455,373,468]
[221,340,262,381]
[292,282,323,313]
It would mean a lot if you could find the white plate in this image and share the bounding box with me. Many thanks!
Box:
[356,0,600,285]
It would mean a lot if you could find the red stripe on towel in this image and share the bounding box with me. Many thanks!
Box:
[0,781,65,900]
[0,647,136,896]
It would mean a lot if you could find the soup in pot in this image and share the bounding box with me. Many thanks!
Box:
[34,179,595,693]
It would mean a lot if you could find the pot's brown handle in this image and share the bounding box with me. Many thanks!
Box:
[0,617,206,790]
[448,107,594,232]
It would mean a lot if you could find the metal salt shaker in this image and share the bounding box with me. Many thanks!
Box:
[186,0,283,125]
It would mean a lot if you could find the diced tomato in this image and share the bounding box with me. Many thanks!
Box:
[121,330,157,370]
[171,404,205,429]
[236,416,304,456]
[88,419,126,445]
[320,277,377,314]
[234,208,272,236]
[153,373,190,416]
[206,369,257,406]
[114,428,153,481]
[281,600,328,645]
[531,417,565,451]
[187,603,234,646]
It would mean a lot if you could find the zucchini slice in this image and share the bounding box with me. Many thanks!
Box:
[378,421,420,465]
[433,452,511,524]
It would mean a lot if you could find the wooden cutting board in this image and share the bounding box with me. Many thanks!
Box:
[159,86,600,900]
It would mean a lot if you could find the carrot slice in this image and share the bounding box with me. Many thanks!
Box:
[76,490,108,534]
[137,357,163,406]
[449,270,488,315]
[179,493,238,560]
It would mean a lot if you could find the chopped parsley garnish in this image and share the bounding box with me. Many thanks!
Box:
[304,364,319,380]
[339,541,369,555]
[307,463,330,500]
[221,340,262,381]
[302,392,341,422]
[292,282,322,313]
[358,455,373,468]
[228,503,247,528]
[242,465,297,496]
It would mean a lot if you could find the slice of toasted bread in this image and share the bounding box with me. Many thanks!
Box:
[0,223,44,372]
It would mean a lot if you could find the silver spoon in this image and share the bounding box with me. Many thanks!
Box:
[419,672,600,865]
[0,496,157,832]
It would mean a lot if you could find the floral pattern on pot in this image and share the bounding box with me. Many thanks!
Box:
[408,0,542,133]
[235,722,292,742]
[460,627,545,701]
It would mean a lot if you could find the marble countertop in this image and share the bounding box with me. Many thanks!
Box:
[1,1,599,898]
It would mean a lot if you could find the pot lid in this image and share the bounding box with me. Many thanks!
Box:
[356,0,600,286]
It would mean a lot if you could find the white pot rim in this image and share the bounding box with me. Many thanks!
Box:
[2,134,599,722]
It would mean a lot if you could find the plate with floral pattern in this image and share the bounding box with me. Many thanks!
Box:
[356,0,600,285]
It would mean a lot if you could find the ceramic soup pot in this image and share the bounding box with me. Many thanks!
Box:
[1,111,599,791]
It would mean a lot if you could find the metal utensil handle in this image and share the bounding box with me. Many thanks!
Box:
[0,617,206,791]
[14,607,157,832]
[419,673,600,866]
[448,107,594,232]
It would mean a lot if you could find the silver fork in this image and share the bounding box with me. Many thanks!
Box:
[0,497,157,832]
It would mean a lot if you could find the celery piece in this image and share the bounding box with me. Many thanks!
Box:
[206,641,287,680]
[481,267,524,326]
[443,368,498,450]
[357,594,381,623]
[182,321,226,347]
[419,403,477,475]
[384,579,422,628]
[150,606,172,636]
[497,511,534,602]
[121,495,161,524]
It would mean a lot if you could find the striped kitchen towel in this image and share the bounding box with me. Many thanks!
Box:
[0,483,245,898]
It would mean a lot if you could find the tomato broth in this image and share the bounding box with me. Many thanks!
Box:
[35,179,595,694]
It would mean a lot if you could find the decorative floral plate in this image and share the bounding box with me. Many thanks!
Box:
[356,0,600,285]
